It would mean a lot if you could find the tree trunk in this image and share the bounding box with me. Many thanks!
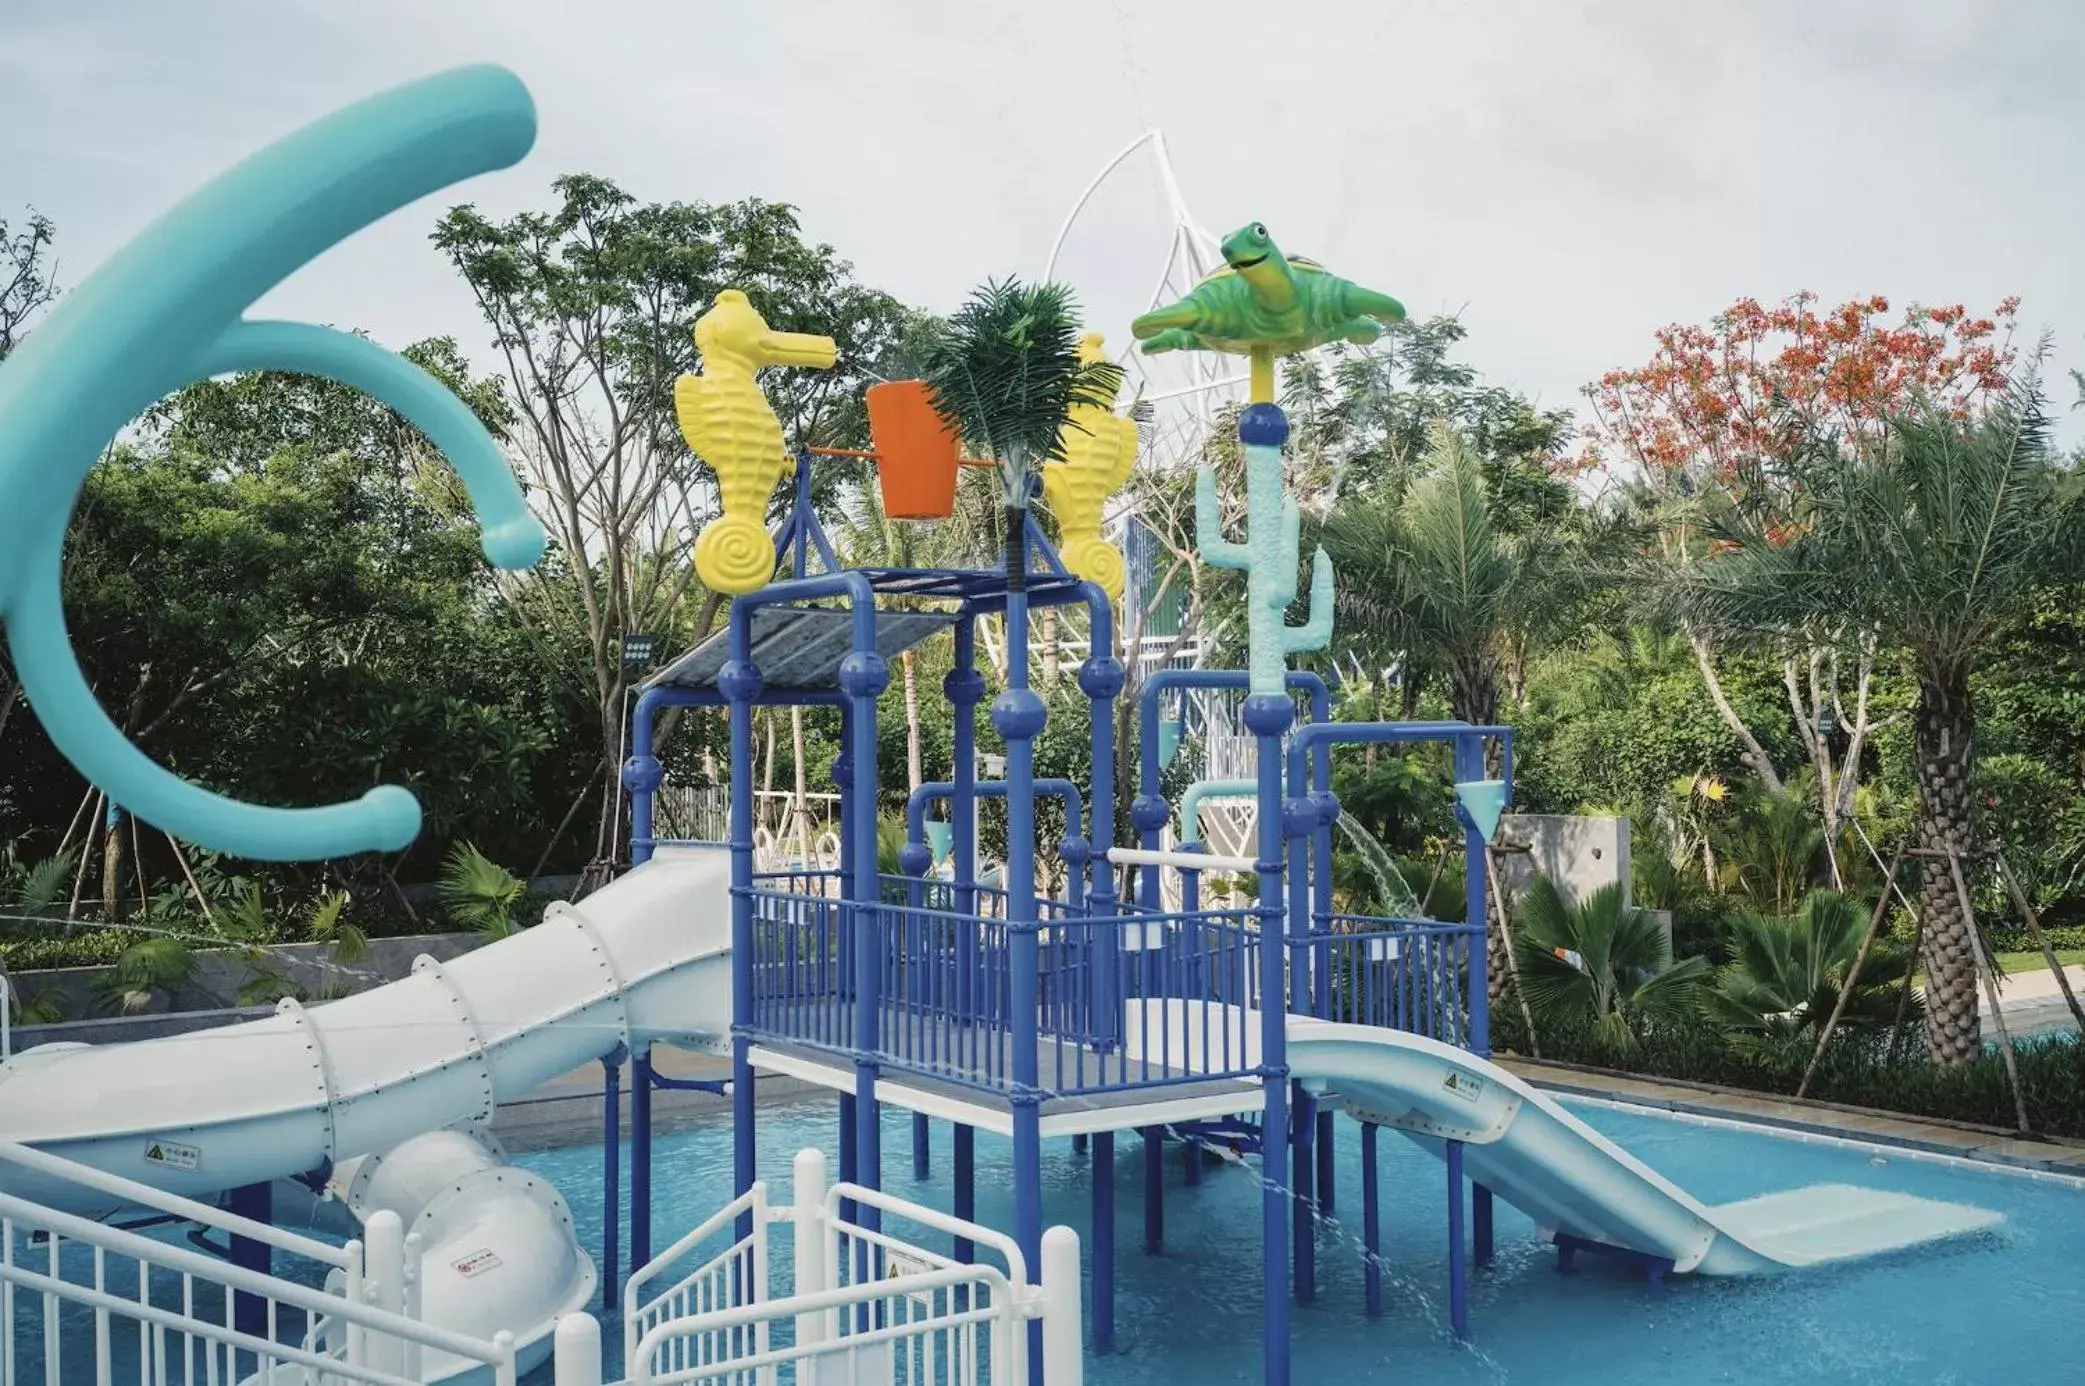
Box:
[791,705,811,861]
[1913,671,1981,1064]
[102,812,124,922]
[901,649,924,792]
[1040,606,1059,684]
[1687,626,1784,793]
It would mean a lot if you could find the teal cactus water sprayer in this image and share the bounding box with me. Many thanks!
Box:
[0,65,546,861]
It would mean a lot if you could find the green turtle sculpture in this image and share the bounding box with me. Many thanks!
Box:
[1130,221,1407,383]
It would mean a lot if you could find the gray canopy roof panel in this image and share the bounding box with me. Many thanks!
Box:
[644,607,959,693]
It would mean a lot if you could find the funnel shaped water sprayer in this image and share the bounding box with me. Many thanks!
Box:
[1455,779,1510,845]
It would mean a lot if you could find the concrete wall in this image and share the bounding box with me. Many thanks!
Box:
[5,931,483,1030]
[1494,814,1632,910]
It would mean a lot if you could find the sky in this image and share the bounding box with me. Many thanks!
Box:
[3,0,2080,444]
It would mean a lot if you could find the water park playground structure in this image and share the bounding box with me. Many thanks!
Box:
[0,63,2008,1386]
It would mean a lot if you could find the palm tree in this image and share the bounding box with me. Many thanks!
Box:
[1665,383,2081,1063]
[1321,423,1589,1000]
[440,841,527,940]
[1701,889,1916,1061]
[1513,879,1710,1050]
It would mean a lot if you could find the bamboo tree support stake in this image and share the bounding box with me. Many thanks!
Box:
[1796,841,1904,1099]
[1485,844,1540,1061]
[65,790,105,919]
[1990,849,2085,1036]
[1947,847,2030,1134]
[163,830,218,931]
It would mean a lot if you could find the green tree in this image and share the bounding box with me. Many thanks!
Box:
[1513,879,1710,1049]
[1664,385,2081,1063]
[434,177,914,878]
[1701,889,1916,1061]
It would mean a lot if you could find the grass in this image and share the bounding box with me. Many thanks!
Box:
[1997,949,2085,975]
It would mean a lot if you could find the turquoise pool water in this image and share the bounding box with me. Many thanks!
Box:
[516,1096,2085,1384]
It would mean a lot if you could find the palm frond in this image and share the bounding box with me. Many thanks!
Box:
[915,279,1123,504]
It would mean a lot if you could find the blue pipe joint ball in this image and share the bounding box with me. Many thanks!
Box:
[837,651,891,700]
[897,840,934,878]
[1240,692,1295,738]
[1310,790,1342,827]
[1060,836,1092,871]
[1280,797,1319,841]
[716,659,763,704]
[1237,403,1289,448]
[990,687,1048,741]
[620,755,663,796]
[1077,655,1126,701]
[944,665,986,706]
[1130,794,1171,836]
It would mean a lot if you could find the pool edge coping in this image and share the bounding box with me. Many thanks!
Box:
[1504,1057,2085,1184]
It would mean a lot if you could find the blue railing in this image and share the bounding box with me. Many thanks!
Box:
[1296,916,1481,1046]
[742,890,1480,1098]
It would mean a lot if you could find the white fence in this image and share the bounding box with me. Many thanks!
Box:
[0,1139,586,1386]
[625,1149,1081,1386]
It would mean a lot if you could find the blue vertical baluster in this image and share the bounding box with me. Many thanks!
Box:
[954,1123,976,1263]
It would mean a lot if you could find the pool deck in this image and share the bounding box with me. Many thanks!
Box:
[1501,1056,2085,1178]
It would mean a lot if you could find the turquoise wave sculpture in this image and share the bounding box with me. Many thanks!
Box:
[0,66,547,861]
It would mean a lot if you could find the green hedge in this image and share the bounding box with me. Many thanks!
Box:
[1494,1008,2085,1139]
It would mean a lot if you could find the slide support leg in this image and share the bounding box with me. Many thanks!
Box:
[1093,1130,1115,1353]
[953,1123,977,1263]
[1361,1122,1381,1317]
[1447,1138,1469,1342]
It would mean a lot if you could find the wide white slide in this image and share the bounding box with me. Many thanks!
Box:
[0,849,735,1379]
[1286,1020,2004,1275]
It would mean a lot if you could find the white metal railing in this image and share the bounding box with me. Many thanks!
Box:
[1,974,12,1060]
[622,1149,1081,1386]
[623,1182,770,1373]
[0,1138,607,1386]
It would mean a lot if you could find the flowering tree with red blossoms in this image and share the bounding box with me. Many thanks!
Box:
[1582,293,2020,869]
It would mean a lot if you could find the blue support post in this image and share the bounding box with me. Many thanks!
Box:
[225,1182,271,1339]
[913,1113,931,1182]
[1078,586,1123,1050]
[1292,1090,1315,1304]
[602,1050,622,1310]
[1243,691,1294,1386]
[720,631,762,1246]
[1361,1121,1382,1316]
[1093,1129,1116,1353]
[947,621,983,1043]
[1447,1137,1469,1342]
[1141,1126,1164,1252]
[839,614,889,1229]
[631,1051,654,1273]
[1308,684,1337,1217]
[995,501,1048,1386]
[1454,732,1492,1056]
[953,1123,976,1263]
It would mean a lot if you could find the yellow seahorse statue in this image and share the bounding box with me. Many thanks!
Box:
[677,289,838,594]
[1041,332,1140,599]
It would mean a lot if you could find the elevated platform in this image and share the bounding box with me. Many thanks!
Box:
[747,1037,1262,1139]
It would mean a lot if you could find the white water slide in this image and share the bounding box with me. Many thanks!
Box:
[0,850,735,1380]
[1286,1020,2004,1275]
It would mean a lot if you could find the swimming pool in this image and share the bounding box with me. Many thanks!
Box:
[515,1094,2085,1384]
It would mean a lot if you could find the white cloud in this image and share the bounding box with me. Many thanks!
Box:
[3,0,2078,437]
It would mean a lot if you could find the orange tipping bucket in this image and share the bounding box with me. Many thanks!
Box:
[866,380,961,520]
